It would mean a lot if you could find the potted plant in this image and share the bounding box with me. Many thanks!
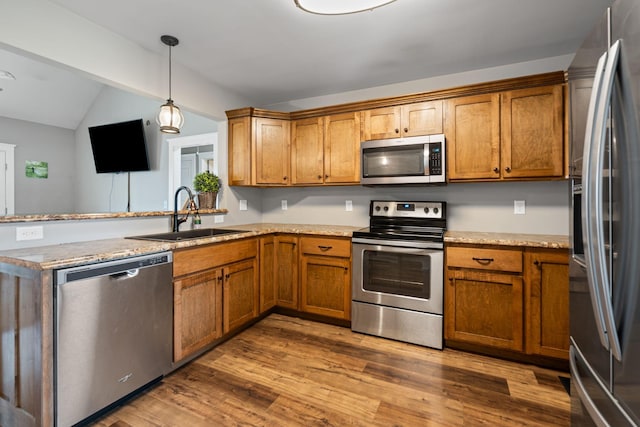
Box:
[193,171,220,209]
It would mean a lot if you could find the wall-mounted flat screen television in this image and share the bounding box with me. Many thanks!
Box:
[88,118,150,173]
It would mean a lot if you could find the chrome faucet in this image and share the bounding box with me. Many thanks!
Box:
[173,186,195,232]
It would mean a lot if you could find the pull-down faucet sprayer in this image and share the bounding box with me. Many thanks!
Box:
[173,186,195,232]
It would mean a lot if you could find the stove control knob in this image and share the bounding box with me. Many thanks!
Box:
[424,207,430,214]
[434,207,439,214]
[383,206,389,212]
[375,205,381,212]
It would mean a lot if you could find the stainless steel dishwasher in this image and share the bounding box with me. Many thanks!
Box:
[54,252,173,427]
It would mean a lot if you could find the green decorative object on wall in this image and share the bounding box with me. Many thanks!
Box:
[26,161,48,179]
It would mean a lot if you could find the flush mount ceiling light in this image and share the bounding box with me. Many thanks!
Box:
[294,0,397,15]
[157,35,184,134]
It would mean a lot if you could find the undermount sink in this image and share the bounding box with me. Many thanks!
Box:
[127,228,246,242]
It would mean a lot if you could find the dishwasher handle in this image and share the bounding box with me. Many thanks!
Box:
[56,252,172,285]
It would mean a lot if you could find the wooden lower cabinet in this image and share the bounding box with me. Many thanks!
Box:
[275,235,299,309]
[173,238,258,361]
[524,248,570,359]
[446,269,524,352]
[259,236,276,313]
[445,244,569,363]
[173,270,223,361]
[299,236,351,320]
[223,258,259,334]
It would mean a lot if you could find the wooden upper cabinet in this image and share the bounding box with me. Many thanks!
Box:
[501,85,564,179]
[362,101,443,140]
[324,112,361,184]
[445,93,501,181]
[291,117,324,185]
[255,118,290,185]
[228,117,252,186]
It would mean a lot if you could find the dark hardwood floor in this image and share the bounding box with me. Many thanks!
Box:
[92,314,570,426]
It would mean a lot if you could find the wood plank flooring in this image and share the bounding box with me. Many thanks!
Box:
[91,314,570,426]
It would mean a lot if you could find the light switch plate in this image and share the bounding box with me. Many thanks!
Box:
[281,200,288,210]
[514,200,526,215]
[346,200,353,211]
[214,215,224,223]
[239,200,248,211]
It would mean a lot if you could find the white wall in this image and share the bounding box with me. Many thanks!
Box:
[1,117,76,214]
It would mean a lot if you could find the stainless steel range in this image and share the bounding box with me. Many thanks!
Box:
[351,200,445,349]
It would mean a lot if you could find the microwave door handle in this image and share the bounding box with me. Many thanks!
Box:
[592,39,623,361]
[423,144,429,176]
[582,48,610,351]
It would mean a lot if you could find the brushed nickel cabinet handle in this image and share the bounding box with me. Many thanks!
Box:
[472,257,494,265]
[318,245,332,251]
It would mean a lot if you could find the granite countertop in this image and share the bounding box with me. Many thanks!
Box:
[0,223,363,270]
[0,209,228,224]
[0,225,569,271]
[445,230,569,249]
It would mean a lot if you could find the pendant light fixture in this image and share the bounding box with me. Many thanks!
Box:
[294,0,397,15]
[157,35,184,134]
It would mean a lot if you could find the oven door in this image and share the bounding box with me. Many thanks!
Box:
[352,241,443,314]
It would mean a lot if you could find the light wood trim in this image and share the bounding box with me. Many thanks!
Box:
[300,236,351,258]
[173,238,258,278]
[447,246,522,273]
[225,72,565,120]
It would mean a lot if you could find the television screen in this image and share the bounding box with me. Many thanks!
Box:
[88,118,150,173]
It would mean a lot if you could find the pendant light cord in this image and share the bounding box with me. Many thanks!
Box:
[168,44,172,100]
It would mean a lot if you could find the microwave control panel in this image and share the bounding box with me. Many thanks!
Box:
[428,142,442,176]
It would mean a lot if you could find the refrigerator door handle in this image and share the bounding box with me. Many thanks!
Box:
[582,49,611,350]
[592,39,623,362]
[570,345,609,427]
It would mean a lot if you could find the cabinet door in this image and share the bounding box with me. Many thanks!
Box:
[524,249,569,359]
[259,236,276,313]
[223,258,259,334]
[501,85,564,179]
[362,106,401,140]
[255,117,290,185]
[228,117,252,185]
[445,93,500,181]
[276,235,299,309]
[324,112,361,184]
[300,254,351,320]
[445,269,523,351]
[400,100,443,137]
[291,117,324,184]
[173,269,223,361]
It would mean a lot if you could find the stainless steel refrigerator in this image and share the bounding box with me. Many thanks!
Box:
[569,0,640,425]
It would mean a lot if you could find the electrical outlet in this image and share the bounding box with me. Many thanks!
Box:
[345,200,353,211]
[514,200,526,215]
[281,200,288,210]
[239,200,248,211]
[214,215,224,223]
[16,225,44,241]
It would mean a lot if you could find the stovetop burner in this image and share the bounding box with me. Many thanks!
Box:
[352,200,447,243]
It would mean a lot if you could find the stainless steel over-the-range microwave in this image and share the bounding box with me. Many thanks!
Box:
[360,134,446,185]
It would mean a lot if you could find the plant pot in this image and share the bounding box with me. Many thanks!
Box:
[197,192,217,209]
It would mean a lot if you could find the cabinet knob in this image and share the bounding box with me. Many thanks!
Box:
[283,176,288,180]
[325,174,329,179]
[225,273,230,280]
[395,128,400,134]
[404,127,408,133]
[493,167,499,173]
[534,260,541,269]
[505,167,512,173]
[218,275,223,282]
[317,175,322,180]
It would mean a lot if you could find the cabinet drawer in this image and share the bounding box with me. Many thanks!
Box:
[300,237,351,258]
[173,238,258,277]
[447,246,522,273]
